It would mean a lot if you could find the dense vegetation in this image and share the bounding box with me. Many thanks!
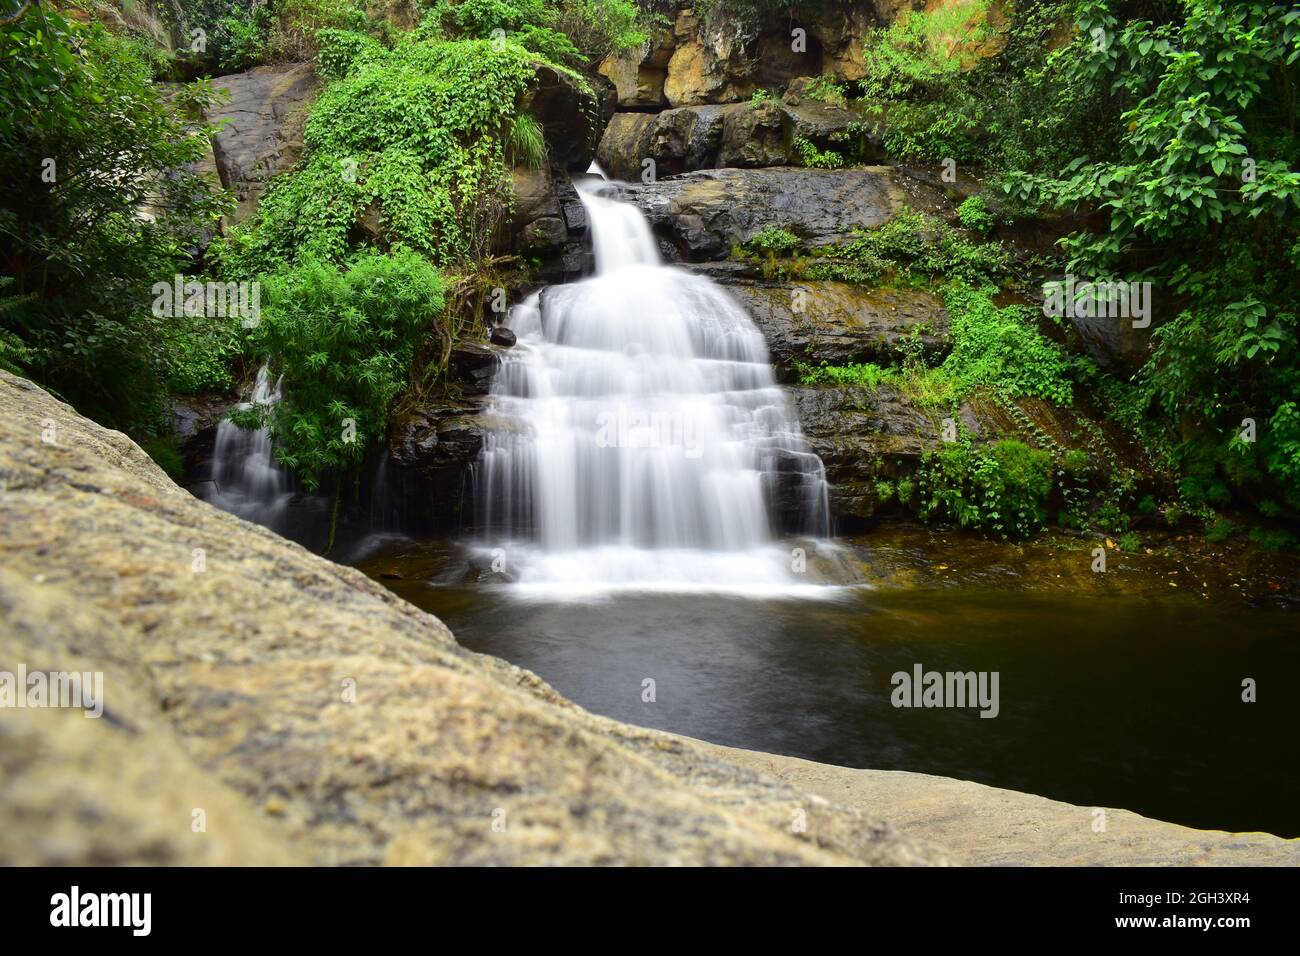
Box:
[736,0,1299,543]
[0,4,229,428]
[2,0,1297,549]
[0,0,649,546]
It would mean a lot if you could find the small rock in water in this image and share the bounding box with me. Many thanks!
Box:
[489,326,517,347]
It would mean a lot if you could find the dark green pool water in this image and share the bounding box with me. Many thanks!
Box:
[359,539,1299,837]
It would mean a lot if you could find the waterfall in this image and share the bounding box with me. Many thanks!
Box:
[204,364,294,530]
[473,166,832,595]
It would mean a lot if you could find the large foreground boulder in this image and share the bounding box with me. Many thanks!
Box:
[0,370,942,866]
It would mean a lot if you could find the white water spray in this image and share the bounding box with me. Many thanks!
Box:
[474,166,831,596]
[204,364,293,530]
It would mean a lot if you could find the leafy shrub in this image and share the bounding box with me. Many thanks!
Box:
[941,283,1073,404]
[920,438,1054,537]
[796,361,894,389]
[438,0,651,64]
[271,0,369,60]
[957,195,994,235]
[794,136,845,169]
[167,316,243,394]
[316,26,386,80]
[0,12,229,430]
[803,75,847,107]
[858,0,999,100]
[215,8,270,72]
[743,227,801,256]
[220,34,561,274]
[811,208,1015,287]
[998,1,1300,508]
[236,249,445,486]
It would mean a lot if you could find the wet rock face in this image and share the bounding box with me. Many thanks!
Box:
[386,343,506,533]
[598,2,885,108]
[1069,311,1154,376]
[717,99,789,168]
[0,370,948,866]
[500,165,592,281]
[524,63,612,171]
[790,380,1160,531]
[202,64,321,224]
[509,166,568,254]
[626,166,949,260]
[387,395,489,533]
[596,98,865,180]
[708,279,953,376]
[793,384,950,528]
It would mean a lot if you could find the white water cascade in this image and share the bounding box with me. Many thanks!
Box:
[473,167,832,596]
[204,364,294,530]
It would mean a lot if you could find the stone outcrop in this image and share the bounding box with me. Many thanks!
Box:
[704,276,953,373]
[0,370,948,866]
[1067,306,1156,376]
[790,383,1154,530]
[523,63,615,171]
[598,2,1009,108]
[599,2,883,108]
[509,166,569,255]
[713,744,1300,867]
[202,63,321,224]
[500,164,592,280]
[596,98,866,180]
[626,166,949,259]
[385,343,505,533]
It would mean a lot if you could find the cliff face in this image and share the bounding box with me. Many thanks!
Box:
[0,370,942,865]
[599,1,882,108]
[597,1,1004,109]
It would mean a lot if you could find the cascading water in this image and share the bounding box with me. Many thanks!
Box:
[473,166,832,596]
[203,364,294,530]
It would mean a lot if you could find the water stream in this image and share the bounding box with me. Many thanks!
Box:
[202,364,294,531]
[472,167,832,596]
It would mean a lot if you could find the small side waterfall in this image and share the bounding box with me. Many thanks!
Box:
[204,365,294,530]
[473,167,831,595]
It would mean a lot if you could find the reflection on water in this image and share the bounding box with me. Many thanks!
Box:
[359,540,1300,838]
